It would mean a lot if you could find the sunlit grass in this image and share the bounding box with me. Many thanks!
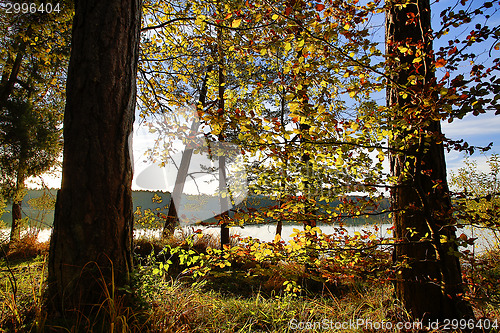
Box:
[136,271,396,333]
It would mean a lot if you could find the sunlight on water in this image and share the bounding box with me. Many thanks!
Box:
[2,223,496,254]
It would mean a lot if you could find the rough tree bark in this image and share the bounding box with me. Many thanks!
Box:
[386,0,475,322]
[47,0,141,314]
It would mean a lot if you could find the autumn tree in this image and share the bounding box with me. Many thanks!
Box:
[138,0,498,269]
[232,0,497,319]
[140,2,211,236]
[232,0,388,234]
[266,0,498,320]
[139,0,270,244]
[47,0,141,318]
[386,0,475,321]
[0,0,71,245]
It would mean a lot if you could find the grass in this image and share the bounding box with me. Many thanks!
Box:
[137,278,396,333]
[0,253,47,332]
[0,231,499,332]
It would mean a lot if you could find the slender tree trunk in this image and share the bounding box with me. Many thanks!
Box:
[10,202,22,242]
[289,7,316,230]
[9,163,26,244]
[47,0,141,315]
[296,59,315,229]
[292,11,318,288]
[276,219,283,237]
[219,152,230,248]
[216,2,230,248]
[277,85,286,237]
[386,0,474,322]
[162,68,211,238]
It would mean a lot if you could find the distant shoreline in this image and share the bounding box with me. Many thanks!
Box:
[1,189,390,227]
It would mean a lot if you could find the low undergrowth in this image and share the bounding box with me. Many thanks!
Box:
[0,228,499,332]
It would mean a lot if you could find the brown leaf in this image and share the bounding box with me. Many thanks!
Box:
[315,3,325,11]
[435,58,447,68]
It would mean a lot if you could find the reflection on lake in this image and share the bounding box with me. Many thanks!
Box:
[134,223,496,252]
[2,223,497,254]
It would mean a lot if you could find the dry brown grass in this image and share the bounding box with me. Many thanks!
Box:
[1,232,49,261]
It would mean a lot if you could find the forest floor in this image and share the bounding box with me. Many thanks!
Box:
[0,233,499,332]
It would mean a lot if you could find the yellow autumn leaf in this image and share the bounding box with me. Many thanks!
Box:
[195,15,205,26]
[397,46,408,53]
[378,151,385,162]
[232,19,242,28]
[289,102,299,113]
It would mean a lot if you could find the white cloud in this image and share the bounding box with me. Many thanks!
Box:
[447,152,493,172]
[442,113,500,138]
[442,112,499,179]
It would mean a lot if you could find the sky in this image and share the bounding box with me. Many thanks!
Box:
[442,111,500,173]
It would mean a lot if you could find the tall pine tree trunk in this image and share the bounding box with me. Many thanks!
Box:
[386,0,474,322]
[47,0,141,314]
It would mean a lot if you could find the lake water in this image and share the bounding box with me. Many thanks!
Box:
[3,223,496,254]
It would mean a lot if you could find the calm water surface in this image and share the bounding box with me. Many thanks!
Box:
[2,223,497,253]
